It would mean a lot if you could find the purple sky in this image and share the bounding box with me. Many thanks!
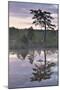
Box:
[9,1,59,29]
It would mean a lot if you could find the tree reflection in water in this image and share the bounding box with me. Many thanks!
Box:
[16,49,35,64]
[31,61,56,82]
[10,48,57,82]
[28,50,35,64]
[16,49,28,60]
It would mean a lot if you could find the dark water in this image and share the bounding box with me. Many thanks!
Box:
[8,49,58,89]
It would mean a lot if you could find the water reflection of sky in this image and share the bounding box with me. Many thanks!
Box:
[9,50,58,62]
[8,50,58,88]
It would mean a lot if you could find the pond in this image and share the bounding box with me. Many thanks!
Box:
[8,49,58,89]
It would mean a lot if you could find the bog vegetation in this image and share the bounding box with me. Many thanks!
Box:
[9,27,58,51]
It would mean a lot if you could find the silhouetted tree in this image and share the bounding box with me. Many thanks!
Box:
[30,9,55,65]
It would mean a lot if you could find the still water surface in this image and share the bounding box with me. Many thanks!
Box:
[8,49,58,89]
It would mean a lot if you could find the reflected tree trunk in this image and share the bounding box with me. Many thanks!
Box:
[44,49,46,66]
[44,21,47,66]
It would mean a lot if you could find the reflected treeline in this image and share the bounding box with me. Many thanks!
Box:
[30,61,56,82]
[17,49,29,60]
[10,49,57,65]
[10,48,57,82]
[12,49,35,64]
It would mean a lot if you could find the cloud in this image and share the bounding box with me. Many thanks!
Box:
[9,2,58,17]
[9,12,58,30]
[53,4,58,9]
[9,16,41,29]
[51,13,58,29]
[9,16,37,29]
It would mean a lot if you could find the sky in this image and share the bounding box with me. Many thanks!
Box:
[9,1,59,29]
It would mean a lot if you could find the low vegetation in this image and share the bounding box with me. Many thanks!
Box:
[9,27,58,51]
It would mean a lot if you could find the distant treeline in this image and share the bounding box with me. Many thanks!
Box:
[9,27,58,50]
